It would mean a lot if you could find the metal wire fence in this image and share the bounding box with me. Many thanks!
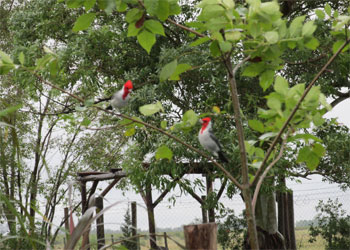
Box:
[49,176,350,249]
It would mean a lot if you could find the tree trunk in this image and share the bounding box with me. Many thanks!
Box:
[145,185,158,250]
[184,223,217,250]
[277,190,296,250]
[245,191,286,250]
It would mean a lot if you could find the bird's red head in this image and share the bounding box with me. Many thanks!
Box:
[200,117,211,133]
[122,80,133,99]
[124,80,133,90]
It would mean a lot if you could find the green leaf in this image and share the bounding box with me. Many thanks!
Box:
[289,133,322,143]
[67,0,84,8]
[84,0,96,11]
[169,0,181,15]
[263,31,279,44]
[0,64,14,75]
[302,20,316,37]
[305,37,320,50]
[259,132,278,141]
[222,0,234,9]
[219,41,232,52]
[125,8,143,23]
[259,70,274,91]
[139,101,163,116]
[0,50,13,64]
[156,0,170,21]
[206,16,229,32]
[0,104,22,117]
[72,13,96,32]
[81,117,91,126]
[35,54,54,70]
[332,40,347,54]
[137,29,156,54]
[209,40,221,57]
[296,146,311,163]
[144,0,159,15]
[182,110,198,127]
[96,0,105,8]
[274,76,289,96]
[267,96,281,111]
[313,143,325,157]
[242,62,265,77]
[315,9,325,20]
[116,0,127,12]
[225,30,241,41]
[297,146,320,171]
[124,128,136,136]
[118,118,133,127]
[160,120,167,129]
[18,52,25,65]
[260,1,280,16]
[170,64,192,80]
[49,59,59,77]
[190,37,210,47]
[248,119,264,133]
[155,145,173,161]
[84,98,94,107]
[287,41,297,49]
[127,23,142,37]
[144,20,165,36]
[159,59,177,82]
[313,112,324,126]
[289,15,305,37]
[198,5,225,21]
[324,3,332,16]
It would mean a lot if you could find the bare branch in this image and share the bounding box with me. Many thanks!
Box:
[251,130,289,212]
[167,18,205,38]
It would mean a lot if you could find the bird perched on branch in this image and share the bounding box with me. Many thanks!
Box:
[109,80,133,109]
[198,117,228,163]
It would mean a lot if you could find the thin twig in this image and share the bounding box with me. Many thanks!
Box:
[252,38,350,187]
[167,18,205,38]
[251,130,289,212]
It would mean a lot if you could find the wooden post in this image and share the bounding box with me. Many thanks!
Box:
[201,195,208,223]
[80,181,90,250]
[145,185,157,250]
[287,192,296,250]
[131,201,139,250]
[96,196,105,249]
[164,232,168,249]
[64,207,69,244]
[206,176,215,222]
[184,223,217,250]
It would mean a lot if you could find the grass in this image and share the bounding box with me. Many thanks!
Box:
[295,228,326,250]
[53,227,325,249]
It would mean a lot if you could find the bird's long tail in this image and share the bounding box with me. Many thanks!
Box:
[218,151,229,163]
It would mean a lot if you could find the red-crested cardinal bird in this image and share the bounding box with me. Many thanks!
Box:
[110,80,133,109]
[198,117,228,163]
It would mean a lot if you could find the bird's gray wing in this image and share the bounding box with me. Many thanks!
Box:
[209,129,223,150]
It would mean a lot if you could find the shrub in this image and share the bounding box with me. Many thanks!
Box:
[309,198,350,250]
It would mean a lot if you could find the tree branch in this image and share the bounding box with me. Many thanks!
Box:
[167,18,205,38]
[251,130,289,212]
